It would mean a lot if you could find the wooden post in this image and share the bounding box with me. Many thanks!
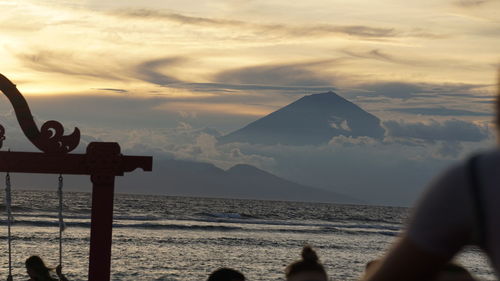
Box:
[88,174,115,280]
[87,142,120,281]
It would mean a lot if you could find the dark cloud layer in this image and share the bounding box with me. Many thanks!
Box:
[348,81,488,99]
[94,88,129,93]
[134,57,184,85]
[177,82,335,93]
[383,119,490,142]
[342,49,428,66]
[213,61,334,87]
[389,107,492,116]
[135,57,336,93]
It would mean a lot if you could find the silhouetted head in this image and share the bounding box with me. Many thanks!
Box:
[285,245,328,281]
[207,267,245,281]
[25,256,55,281]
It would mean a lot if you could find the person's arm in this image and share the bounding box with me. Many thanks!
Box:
[362,163,475,281]
[361,235,450,281]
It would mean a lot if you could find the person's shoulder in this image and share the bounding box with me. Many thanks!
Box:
[434,149,500,185]
[429,158,468,188]
[475,148,500,165]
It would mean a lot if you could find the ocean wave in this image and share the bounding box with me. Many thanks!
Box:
[0,205,36,212]
[0,218,400,236]
[195,212,257,219]
[2,219,242,232]
[11,213,163,222]
[184,216,401,234]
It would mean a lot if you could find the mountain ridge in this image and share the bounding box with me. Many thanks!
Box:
[112,158,362,204]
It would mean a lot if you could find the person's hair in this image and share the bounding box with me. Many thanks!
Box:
[207,267,245,281]
[285,245,327,280]
[25,256,56,281]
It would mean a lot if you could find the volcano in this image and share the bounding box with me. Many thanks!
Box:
[220,91,385,145]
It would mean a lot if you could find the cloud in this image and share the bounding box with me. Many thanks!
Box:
[383,119,491,142]
[16,50,126,81]
[328,135,377,146]
[454,0,491,7]
[435,141,463,158]
[134,57,337,93]
[359,82,425,99]
[213,61,335,87]
[94,88,129,93]
[99,127,276,170]
[111,9,405,39]
[341,49,492,71]
[342,49,432,67]
[111,9,454,40]
[388,107,492,116]
[286,24,397,38]
[112,9,242,26]
[134,57,185,85]
[347,81,488,99]
[344,49,395,62]
[174,82,336,94]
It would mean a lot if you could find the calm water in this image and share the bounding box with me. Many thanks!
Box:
[0,190,494,280]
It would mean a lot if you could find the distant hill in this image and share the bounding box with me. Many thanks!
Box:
[115,158,361,204]
[219,91,385,145]
[13,157,360,204]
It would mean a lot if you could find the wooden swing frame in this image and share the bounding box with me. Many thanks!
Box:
[0,74,152,281]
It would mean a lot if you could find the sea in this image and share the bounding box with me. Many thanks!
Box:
[0,190,495,281]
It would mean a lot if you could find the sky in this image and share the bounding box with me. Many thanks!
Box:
[1,0,499,205]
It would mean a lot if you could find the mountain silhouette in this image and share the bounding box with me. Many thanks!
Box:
[115,158,361,204]
[220,91,385,145]
[11,157,361,204]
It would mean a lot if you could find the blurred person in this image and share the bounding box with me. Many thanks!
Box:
[286,245,328,281]
[25,256,68,281]
[360,72,500,281]
[207,267,245,281]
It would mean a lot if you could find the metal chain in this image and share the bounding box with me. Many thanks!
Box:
[5,172,12,278]
[58,174,64,267]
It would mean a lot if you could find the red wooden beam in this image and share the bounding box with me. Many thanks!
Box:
[0,144,152,175]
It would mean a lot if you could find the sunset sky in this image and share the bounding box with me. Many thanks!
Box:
[1,0,499,205]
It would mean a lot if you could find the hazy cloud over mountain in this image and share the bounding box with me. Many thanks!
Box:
[388,107,492,116]
[383,119,491,142]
